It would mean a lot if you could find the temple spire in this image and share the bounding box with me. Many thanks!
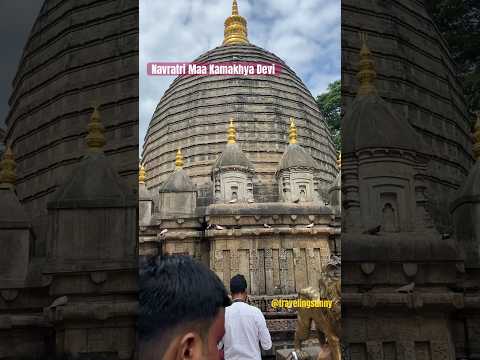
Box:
[139,163,146,184]
[289,118,298,145]
[474,111,480,160]
[175,148,184,169]
[227,119,237,144]
[337,152,342,169]
[0,146,16,186]
[86,105,106,152]
[357,32,377,96]
[223,0,249,45]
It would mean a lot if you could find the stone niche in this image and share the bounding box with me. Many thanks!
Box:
[214,170,253,203]
[358,155,416,232]
[278,169,316,203]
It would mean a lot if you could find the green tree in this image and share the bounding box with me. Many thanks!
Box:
[316,80,341,151]
[425,0,480,120]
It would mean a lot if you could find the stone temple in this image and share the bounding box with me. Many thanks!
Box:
[139,0,341,354]
[0,0,138,358]
[342,1,480,359]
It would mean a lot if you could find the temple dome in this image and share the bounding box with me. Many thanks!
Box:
[159,149,196,193]
[343,94,421,153]
[343,38,421,154]
[279,144,319,171]
[47,152,136,209]
[142,42,337,192]
[214,143,253,170]
[159,169,196,193]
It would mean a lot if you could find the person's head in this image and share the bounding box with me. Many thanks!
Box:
[139,255,231,360]
[229,274,248,300]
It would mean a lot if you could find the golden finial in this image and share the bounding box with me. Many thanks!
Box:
[227,118,237,144]
[474,111,480,160]
[289,118,297,145]
[139,163,146,184]
[232,0,239,15]
[223,0,249,45]
[86,105,106,151]
[336,152,342,169]
[0,146,16,186]
[175,148,184,169]
[357,33,377,96]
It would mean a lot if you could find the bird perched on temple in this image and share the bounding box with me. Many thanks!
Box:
[159,229,168,237]
[206,223,213,230]
[395,282,415,293]
[229,198,238,203]
[215,224,225,230]
[49,296,68,308]
[363,225,381,235]
[306,223,314,228]
[292,198,300,203]
[263,224,272,228]
[248,198,255,203]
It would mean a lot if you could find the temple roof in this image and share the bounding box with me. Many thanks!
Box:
[47,108,135,209]
[343,35,421,154]
[159,149,196,193]
[278,119,318,171]
[159,169,196,193]
[214,120,254,171]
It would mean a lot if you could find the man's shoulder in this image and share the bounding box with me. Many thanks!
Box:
[245,303,264,317]
[227,302,262,314]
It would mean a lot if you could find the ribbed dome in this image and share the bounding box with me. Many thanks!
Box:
[279,143,319,171]
[342,0,472,228]
[4,0,138,254]
[214,143,253,170]
[143,43,337,192]
[343,93,421,153]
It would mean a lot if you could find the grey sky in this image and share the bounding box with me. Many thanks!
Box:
[140,0,341,152]
[0,1,44,129]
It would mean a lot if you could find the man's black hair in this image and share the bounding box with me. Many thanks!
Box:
[230,274,247,294]
[139,255,231,346]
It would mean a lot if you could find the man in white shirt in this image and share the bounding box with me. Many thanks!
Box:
[223,274,272,360]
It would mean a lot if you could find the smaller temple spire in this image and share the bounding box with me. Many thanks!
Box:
[223,0,249,45]
[175,148,184,169]
[86,105,106,151]
[0,146,16,186]
[357,32,377,96]
[227,119,237,144]
[336,152,342,169]
[139,163,146,184]
[289,118,298,145]
[474,111,480,160]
